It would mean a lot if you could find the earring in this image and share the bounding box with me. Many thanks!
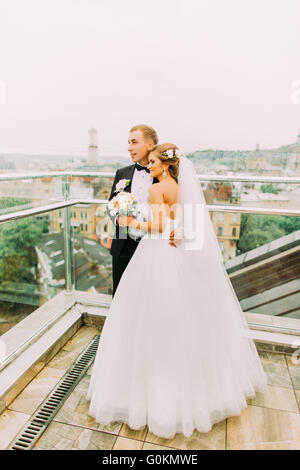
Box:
[163,169,167,178]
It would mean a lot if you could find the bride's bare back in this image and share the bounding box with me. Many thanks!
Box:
[150,179,178,220]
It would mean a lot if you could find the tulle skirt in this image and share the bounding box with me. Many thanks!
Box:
[86,234,267,439]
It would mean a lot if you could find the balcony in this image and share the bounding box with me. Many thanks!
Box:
[0,171,300,450]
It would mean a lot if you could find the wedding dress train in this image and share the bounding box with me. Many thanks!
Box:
[86,158,267,439]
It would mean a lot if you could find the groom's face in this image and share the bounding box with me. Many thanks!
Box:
[128,130,153,164]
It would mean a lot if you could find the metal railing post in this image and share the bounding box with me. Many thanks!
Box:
[63,175,73,293]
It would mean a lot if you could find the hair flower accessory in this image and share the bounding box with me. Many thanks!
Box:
[161,149,184,160]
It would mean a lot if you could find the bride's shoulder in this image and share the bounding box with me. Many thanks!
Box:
[149,179,177,201]
[148,182,164,199]
[152,179,178,189]
[149,180,171,194]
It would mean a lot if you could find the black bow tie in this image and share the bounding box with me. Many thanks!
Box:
[135,163,150,174]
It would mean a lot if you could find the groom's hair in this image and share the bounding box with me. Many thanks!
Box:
[129,124,158,146]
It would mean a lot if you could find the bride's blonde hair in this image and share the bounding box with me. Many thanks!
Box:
[150,143,180,182]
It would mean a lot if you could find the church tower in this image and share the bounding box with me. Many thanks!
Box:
[88,128,99,165]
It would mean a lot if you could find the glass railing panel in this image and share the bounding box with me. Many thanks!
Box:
[72,202,113,295]
[221,212,300,320]
[67,172,115,296]
[0,209,68,336]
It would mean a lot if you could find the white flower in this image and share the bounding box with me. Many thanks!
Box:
[110,208,118,216]
[107,191,138,218]
[162,148,184,159]
[115,179,130,193]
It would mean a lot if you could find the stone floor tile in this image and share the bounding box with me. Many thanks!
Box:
[9,366,66,415]
[46,349,80,371]
[54,374,122,435]
[259,351,293,388]
[0,409,30,449]
[247,384,299,413]
[142,441,177,450]
[4,360,46,408]
[294,390,300,412]
[62,326,100,353]
[227,404,300,450]
[33,421,116,450]
[285,355,300,390]
[112,436,143,450]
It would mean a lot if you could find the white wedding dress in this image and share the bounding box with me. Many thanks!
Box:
[86,158,267,439]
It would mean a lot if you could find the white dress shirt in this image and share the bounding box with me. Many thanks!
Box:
[131,165,153,205]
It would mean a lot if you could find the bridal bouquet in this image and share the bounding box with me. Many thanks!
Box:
[107,191,148,240]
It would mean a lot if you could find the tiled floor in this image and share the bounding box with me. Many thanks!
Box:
[1,326,300,450]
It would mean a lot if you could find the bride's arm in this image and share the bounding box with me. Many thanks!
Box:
[120,185,167,234]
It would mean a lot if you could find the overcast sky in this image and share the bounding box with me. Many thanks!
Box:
[0,0,299,155]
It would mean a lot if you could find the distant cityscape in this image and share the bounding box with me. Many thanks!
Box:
[1,128,300,177]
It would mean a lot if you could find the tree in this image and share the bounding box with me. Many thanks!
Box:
[0,215,47,313]
[260,184,280,194]
[237,213,295,253]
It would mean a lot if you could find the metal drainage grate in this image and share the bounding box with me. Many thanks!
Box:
[8,334,100,450]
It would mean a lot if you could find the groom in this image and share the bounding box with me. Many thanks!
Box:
[108,124,160,296]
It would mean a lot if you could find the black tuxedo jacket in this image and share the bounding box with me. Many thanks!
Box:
[108,163,159,258]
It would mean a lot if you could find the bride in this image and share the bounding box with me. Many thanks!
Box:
[86,143,267,439]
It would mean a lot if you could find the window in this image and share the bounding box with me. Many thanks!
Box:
[85,224,88,231]
[218,212,224,222]
[232,227,237,236]
[80,224,83,230]
[218,226,223,236]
